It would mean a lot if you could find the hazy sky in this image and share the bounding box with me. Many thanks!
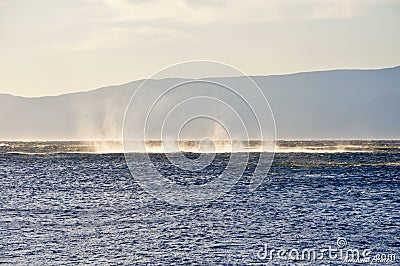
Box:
[0,0,399,97]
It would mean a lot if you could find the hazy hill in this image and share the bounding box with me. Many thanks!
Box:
[1,66,399,140]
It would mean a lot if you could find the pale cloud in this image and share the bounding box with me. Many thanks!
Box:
[60,26,195,50]
[305,0,362,20]
[71,27,133,50]
[96,0,370,25]
[53,0,380,50]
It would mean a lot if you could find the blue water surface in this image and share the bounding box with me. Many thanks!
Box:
[0,141,399,265]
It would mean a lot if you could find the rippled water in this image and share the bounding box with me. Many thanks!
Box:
[0,141,399,265]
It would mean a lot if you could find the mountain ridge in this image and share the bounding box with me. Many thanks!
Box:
[3,65,399,99]
[1,66,399,140]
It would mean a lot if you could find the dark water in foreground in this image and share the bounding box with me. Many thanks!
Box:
[0,141,399,265]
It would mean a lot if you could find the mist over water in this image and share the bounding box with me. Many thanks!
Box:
[1,140,399,155]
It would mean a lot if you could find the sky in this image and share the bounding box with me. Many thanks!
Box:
[0,0,399,97]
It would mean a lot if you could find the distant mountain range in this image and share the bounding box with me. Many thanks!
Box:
[1,66,399,140]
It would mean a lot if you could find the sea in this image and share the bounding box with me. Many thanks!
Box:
[0,140,399,265]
